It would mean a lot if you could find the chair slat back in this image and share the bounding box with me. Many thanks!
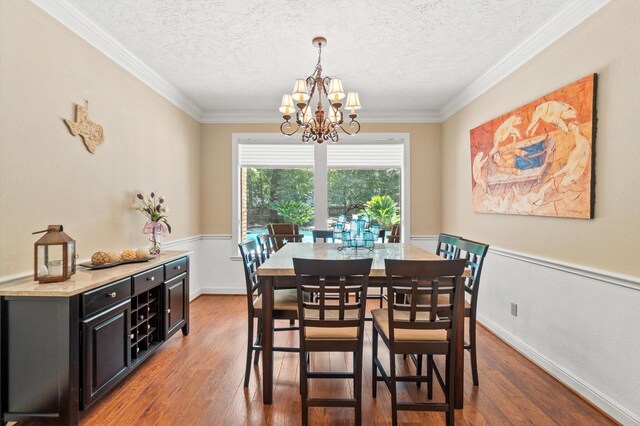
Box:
[384,259,467,342]
[457,239,489,297]
[266,223,303,251]
[265,233,304,251]
[257,233,274,262]
[238,239,262,299]
[268,223,299,234]
[436,233,461,260]
[293,258,372,335]
[312,229,334,243]
[387,225,401,243]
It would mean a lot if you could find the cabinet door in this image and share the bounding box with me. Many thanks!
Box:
[163,273,188,339]
[81,300,131,408]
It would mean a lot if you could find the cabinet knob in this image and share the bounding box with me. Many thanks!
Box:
[140,314,144,320]
[107,292,116,298]
[130,333,135,340]
[175,265,181,270]
[147,276,155,281]
[167,308,171,314]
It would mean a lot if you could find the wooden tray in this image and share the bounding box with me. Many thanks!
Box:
[79,256,155,270]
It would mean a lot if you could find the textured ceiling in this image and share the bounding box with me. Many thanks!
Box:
[66,0,571,118]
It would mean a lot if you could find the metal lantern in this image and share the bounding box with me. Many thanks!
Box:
[33,225,76,283]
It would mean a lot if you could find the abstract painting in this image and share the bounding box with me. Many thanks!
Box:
[470,74,596,218]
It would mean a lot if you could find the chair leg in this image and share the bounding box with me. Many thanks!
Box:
[372,327,378,398]
[390,348,398,426]
[470,314,479,386]
[354,350,363,426]
[253,318,262,365]
[416,354,422,388]
[427,355,433,399]
[446,353,455,426]
[301,351,309,426]
[244,317,254,387]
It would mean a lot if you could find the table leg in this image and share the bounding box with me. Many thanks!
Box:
[262,276,274,404]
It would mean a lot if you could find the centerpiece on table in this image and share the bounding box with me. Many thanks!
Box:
[131,191,171,255]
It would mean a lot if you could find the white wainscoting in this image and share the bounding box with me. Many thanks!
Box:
[162,235,205,301]
[411,235,640,425]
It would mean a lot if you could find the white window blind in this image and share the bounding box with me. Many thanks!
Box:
[239,143,314,168]
[327,144,403,168]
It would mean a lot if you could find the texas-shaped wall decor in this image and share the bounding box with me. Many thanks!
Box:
[64,103,104,154]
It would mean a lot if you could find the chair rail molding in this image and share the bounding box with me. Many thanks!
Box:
[409,236,639,292]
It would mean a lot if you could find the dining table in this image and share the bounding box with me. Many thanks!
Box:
[256,242,466,409]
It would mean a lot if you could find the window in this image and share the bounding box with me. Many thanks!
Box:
[232,133,410,248]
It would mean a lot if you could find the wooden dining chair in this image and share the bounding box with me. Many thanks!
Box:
[311,229,334,242]
[257,233,275,262]
[417,238,489,388]
[238,239,299,387]
[372,259,467,426]
[456,238,489,386]
[387,224,400,243]
[436,233,461,259]
[405,233,460,378]
[267,223,304,251]
[293,257,373,426]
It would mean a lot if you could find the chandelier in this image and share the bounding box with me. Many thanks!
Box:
[279,37,361,143]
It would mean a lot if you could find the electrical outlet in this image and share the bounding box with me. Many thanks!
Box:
[511,303,518,317]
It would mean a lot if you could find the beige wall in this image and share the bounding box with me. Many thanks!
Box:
[0,0,202,276]
[441,0,640,276]
[200,122,441,235]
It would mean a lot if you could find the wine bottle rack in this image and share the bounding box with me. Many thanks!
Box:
[130,285,161,364]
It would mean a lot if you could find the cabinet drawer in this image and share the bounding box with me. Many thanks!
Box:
[165,257,187,281]
[82,278,131,317]
[132,266,164,295]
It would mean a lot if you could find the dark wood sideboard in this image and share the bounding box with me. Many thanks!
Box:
[0,251,191,425]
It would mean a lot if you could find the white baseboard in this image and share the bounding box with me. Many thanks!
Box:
[199,286,244,295]
[189,288,203,301]
[478,314,639,425]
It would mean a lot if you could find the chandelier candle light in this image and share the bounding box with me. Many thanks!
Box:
[279,37,361,143]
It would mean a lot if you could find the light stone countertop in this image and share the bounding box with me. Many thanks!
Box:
[257,243,443,277]
[0,250,191,297]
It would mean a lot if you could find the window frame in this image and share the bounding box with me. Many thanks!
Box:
[231,133,411,255]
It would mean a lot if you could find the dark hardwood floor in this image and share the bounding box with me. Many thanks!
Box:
[75,295,615,425]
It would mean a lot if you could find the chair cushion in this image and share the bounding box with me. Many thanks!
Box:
[303,309,360,340]
[371,308,447,342]
[253,288,299,311]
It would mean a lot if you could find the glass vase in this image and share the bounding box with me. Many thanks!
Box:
[149,223,162,255]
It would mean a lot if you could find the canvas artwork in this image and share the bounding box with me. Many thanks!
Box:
[470,74,596,218]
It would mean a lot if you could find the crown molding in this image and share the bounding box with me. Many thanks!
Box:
[200,111,280,124]
[30,0,204,121]
[200,109,442,124]
[438,0,611,120]
[32,0,609,125]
